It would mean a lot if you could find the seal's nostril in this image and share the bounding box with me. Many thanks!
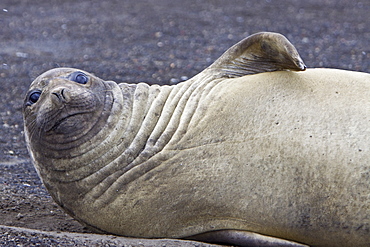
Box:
[52,92,61,100]
[61,89,66,99]
[51,88,69,106]
[51,88,69,100]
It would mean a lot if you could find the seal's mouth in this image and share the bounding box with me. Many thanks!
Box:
[46,113,85,133]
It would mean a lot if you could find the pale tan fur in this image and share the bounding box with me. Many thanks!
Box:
[23,33,369,247]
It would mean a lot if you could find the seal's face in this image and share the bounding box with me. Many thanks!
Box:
[23,68,113,158]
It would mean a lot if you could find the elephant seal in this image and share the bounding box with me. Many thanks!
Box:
[23,32,369,247]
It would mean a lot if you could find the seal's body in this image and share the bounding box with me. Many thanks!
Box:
[23,33,369,247]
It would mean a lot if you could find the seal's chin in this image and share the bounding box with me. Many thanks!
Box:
[46,113,90,135]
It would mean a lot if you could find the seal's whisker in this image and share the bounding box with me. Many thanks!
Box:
[27,118,42,142]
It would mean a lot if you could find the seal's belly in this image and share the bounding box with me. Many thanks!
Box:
[151,69,369,245]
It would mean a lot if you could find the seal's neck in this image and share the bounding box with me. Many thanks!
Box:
[41,72,220,197]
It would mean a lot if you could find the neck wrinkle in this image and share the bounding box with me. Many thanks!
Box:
[47,73,221,207]
[82,73,220,207]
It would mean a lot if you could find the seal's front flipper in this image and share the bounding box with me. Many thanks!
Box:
[186,230,309,247]
[206,32,306,78]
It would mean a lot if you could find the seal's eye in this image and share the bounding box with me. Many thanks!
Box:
[26,90,41,106]
[69,71,88,84]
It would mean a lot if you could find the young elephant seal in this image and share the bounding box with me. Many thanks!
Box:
[23,32,369,247]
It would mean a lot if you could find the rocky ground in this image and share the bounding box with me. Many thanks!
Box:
[0,0,369,246]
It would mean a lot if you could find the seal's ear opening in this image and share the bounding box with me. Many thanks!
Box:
[206,32,306,78]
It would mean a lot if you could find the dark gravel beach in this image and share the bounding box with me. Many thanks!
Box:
[0,0,369,246]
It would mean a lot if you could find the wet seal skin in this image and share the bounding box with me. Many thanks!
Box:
[23,32,369,247]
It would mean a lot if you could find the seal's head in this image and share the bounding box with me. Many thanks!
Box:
[23,68,114,161]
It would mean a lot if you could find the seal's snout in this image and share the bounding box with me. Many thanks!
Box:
[51,87,71,106]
